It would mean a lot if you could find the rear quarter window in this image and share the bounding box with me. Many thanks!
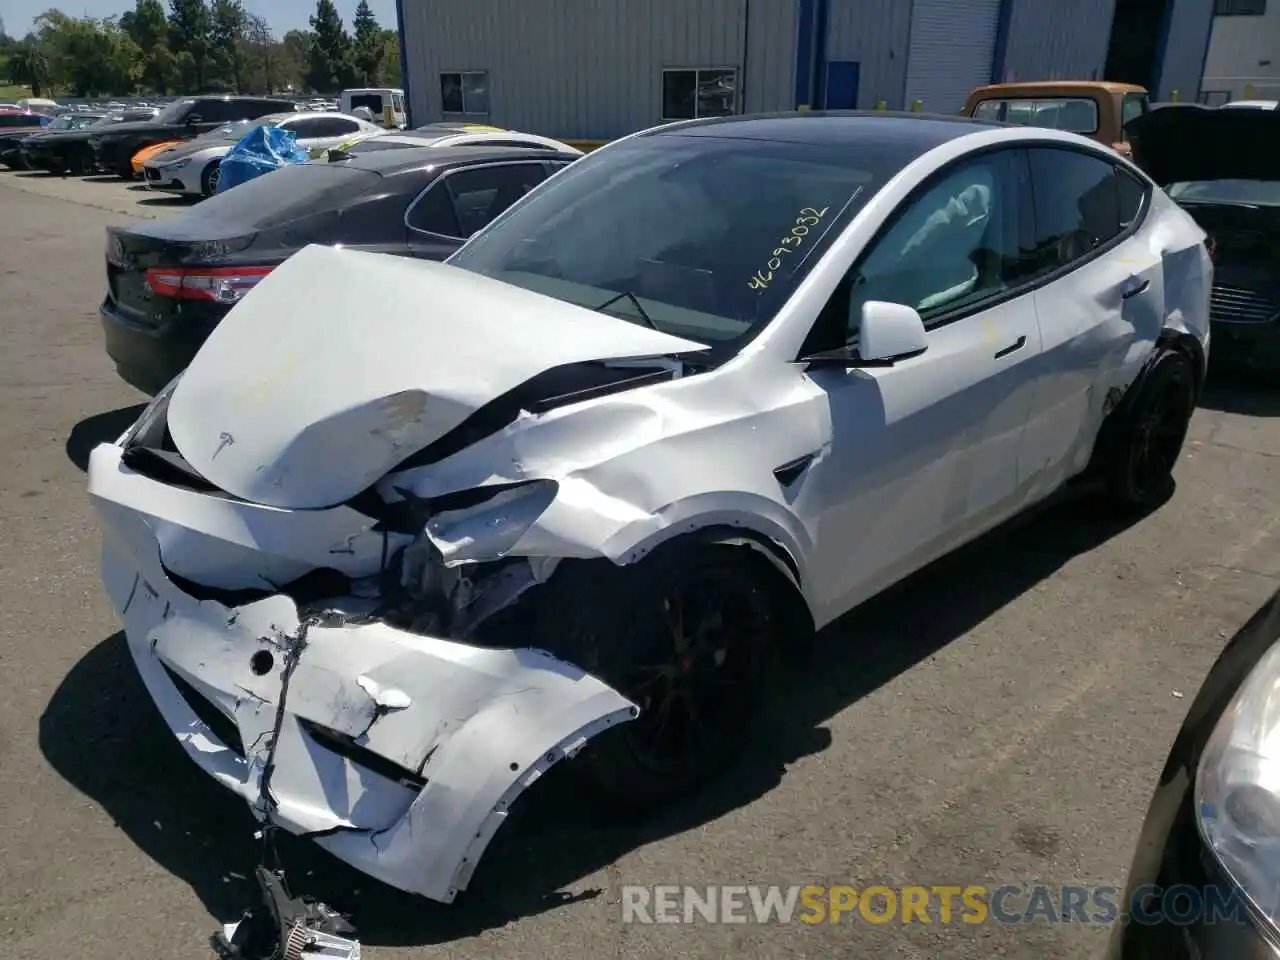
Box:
[975,97,1100,134]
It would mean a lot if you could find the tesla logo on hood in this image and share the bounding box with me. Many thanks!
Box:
[211,432,235,460]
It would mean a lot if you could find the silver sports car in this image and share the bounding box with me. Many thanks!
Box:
[141,111,384,197]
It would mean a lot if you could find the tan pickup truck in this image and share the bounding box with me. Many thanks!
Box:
[961,81,1151,157]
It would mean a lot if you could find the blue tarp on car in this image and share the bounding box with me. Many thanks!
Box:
[215,125,310,194]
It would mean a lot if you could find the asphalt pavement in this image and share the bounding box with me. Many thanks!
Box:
[1,169,1279,960]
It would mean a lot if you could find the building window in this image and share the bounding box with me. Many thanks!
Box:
[661,68,738,121]
[440,71,490,114]
[1215,0,1266,14]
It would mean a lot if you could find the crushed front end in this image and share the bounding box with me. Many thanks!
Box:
[87,410,638,903]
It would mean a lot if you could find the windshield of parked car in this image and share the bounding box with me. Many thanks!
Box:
[446,134,891,346]
[155,99,195,124]
[1167,180,1280,206]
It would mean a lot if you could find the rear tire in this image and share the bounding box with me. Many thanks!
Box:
[1101,350,1196,509]
[200,160,221,198]
[534,542,779,816]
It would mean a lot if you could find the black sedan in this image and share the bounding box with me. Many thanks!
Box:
[101,143,577,393]
[0,109,53,168]
[1109,585,1280,958]
[1128,104,1280,371]
[86,95,295,178]
[21,109,155,174]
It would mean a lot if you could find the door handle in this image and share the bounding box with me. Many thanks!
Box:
[993,335,1027,360]
[1121,278,1151,300]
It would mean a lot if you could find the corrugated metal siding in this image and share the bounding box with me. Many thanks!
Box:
[825,0,912,109]
[1204,3,1280,100]
[1155,0,1215,101]
[399,0,797,140]
[903,0,1001,113]
[998,0,1115,84]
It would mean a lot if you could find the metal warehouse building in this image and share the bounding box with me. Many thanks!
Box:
[397,0,1217,139]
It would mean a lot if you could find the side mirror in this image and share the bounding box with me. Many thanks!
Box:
[803,300,929,369]
[186,114,203,126]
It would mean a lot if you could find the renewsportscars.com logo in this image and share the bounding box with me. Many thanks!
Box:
[620,884,1257,926]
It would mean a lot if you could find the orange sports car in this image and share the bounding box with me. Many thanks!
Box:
[131,139,185,178]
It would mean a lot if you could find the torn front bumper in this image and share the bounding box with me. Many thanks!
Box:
[87,441,638,903]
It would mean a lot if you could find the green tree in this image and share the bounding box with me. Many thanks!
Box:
[33,12,139,97]
[121,0,172,93]
[351,0,381,86]
[305,0,354,93]
[210,0,246,91]
[378,29,401,87]
[8,39,53,96]
[280,29,311,92]
[168,0,212,91]
[242,14,276,93]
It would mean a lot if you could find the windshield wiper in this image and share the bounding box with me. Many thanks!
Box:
[591,290,659,331]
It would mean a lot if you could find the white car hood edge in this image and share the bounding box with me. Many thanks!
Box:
[167,244,709,509]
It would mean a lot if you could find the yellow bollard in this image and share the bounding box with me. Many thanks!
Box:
[1245,83,1255,99]
[910,99,923,112]
[1170,89,1180,102]
[875,98,886,111]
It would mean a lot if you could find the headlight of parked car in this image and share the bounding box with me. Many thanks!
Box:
[160,157,190,170]
[1197,639,1280,929]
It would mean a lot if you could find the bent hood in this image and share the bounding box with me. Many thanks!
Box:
[1127,104,1280,185]
[167,244,709,509]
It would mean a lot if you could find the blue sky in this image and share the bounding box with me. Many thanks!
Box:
[5,0,399,38]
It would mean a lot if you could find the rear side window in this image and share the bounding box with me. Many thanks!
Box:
[444,163,549,237]
[349,94,385,114]
[985,98,1100,134]
[322,117,362,137]
[406,179,463,237]
[1026,148,1127,274]
[194,163,381,229]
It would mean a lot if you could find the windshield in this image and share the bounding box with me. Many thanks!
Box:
[1168,180,1280,207]
[155,99,195,124]
[446,134,890,346]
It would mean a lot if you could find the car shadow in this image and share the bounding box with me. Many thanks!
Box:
[1199,370,1280,417]
[39,486,1154,946]
[135,195,199,208]
[65,405,147,471]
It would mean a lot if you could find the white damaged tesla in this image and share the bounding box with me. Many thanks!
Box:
[87,112,1212,903]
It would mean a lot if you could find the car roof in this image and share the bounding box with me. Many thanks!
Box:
[278,110,370,123]
[639,110,1001,153]
[968,81,1147,96]
[339,143,577,177]
[192,95,295,105]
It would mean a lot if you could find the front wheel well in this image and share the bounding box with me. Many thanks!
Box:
[544,527,815,652]
[1157,329,1206,404]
